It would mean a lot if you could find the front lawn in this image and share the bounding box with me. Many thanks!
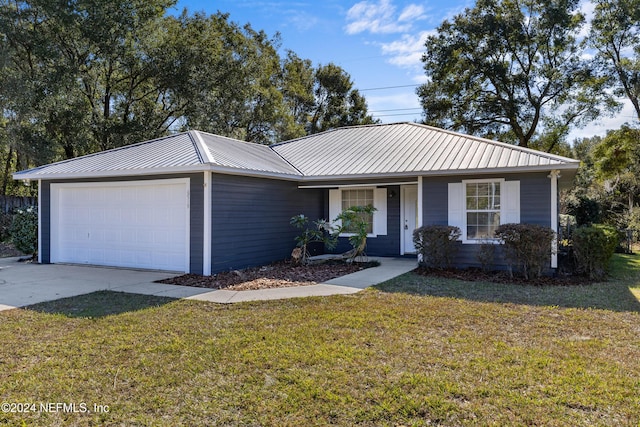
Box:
[1,255,639,426]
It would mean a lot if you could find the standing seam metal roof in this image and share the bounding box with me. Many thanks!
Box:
[271,122,579,177]
[13,122,579,180]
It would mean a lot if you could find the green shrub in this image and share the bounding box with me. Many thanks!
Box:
[476,240,497,272]
[335,205,376,262]
[10,206,38,257]
[572,225,621,280]
[495,223,555,279]
[290,214,337,264]
[413,225,461,269]
[0,212,13,242]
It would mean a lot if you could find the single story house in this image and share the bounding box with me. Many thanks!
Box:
[14,122,579,275]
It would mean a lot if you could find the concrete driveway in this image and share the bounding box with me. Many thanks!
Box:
[0,257,417,311]
[0,258,210,312]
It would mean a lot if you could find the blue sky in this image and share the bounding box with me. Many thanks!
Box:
[172,0,470,124]
[173,0,632,141]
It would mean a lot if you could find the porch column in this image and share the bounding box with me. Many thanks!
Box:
[203,171,212,276]
[548,170,560,268]
[417,176,423,227]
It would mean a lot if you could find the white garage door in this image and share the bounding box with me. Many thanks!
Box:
[51,179,190,272]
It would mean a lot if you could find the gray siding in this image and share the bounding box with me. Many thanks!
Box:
[40,174,204,274]
[188,174,204,274]
[328,185,402,257]
[422,172,553,269]
[210,174,323,273]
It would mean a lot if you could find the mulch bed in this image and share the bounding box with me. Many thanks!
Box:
[415,266,594,286]
[157,260,379,291]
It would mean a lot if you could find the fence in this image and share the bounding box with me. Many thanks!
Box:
[0,196,37,214]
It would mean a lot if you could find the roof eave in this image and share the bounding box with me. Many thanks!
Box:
[298,163,580,182]
[209,165,302,181]
[12,164,211,181]
[13,164,304,182]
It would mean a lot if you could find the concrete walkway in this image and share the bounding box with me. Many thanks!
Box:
[0,257,417,311]
[190,257,417,304]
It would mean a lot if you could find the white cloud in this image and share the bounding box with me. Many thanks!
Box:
[398,4,426,22]
[286,10,320,31]
[577,0,595,40]
[380,30,433,69]
[345,0,426,35]
[568,98,638,141]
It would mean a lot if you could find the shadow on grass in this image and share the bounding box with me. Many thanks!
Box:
[375,255,640,313]
[25,290,178,318]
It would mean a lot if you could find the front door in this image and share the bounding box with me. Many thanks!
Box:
[402,185,418,254]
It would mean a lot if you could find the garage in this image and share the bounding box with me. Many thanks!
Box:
[50,179,190,272]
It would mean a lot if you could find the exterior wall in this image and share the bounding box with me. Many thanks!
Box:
[210,174,324,273]
[327,185,402,257]
[39,174,204,274]
[422,172,552,269]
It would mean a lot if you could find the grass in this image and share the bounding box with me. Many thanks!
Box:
[0,256,639,425]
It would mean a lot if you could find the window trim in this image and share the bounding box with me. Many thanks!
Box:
[340,188,375,236]
[462,178,505,244]
[329,187,387,238]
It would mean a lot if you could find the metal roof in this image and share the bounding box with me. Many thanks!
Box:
[13,131,301,180]
[13,132,204,179]
[197,131,300,176]
[14,123,579,181]
[271,122,580,178]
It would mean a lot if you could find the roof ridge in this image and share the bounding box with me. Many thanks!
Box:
[195,129,272,148]
[405,122,579,163]
[270,122,408,147]
[188,130,215,164]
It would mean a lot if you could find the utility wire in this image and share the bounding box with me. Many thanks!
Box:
[369,107,423,113]
[373,112,424,118]
[358,84,422,91]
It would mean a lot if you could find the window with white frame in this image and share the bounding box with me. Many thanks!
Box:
[341,189,374,233]
[465,181,501,240]
[329,187,387,237]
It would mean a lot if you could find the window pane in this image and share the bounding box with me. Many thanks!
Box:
[465,182,501,240]
[341,189,374,234]
[467,212,478,226]
[467,196,477,210]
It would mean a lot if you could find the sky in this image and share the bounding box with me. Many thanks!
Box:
[173,0,635,142]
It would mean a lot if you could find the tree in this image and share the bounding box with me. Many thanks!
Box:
[0,0,178,160]
[591,125,640,224]
[279,51,315,140]
[418,0,611,150]
[0,1,378,193]
[589,0,640,120]
[308,63,377,134]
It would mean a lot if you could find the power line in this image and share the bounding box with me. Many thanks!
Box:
[359,84,422,92]
[373,112,424,118]
[369,107,423,113]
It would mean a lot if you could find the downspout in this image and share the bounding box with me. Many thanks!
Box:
[548,170,560,268]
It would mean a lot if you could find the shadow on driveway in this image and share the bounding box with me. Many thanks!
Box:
[25,290,178,318]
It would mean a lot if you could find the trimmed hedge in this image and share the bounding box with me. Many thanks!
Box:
[495,223,555,279]
[572,224,621,280]
[413,225,461,269]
